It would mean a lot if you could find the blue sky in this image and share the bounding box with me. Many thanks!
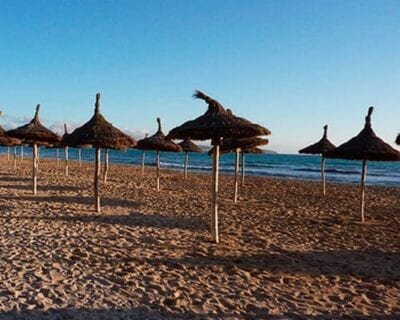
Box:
[0,0,399,153]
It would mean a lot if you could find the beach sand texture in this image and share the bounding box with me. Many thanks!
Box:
[0,156,399,319]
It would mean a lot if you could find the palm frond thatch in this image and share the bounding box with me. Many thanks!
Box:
[62,94,136,150]
[6,105,61,145]
[136,118,181,152]
[167,90,271,142]
[326,107,400,161]
[0,125,21,146]
[178,137,202,153]
[299,125,336,155]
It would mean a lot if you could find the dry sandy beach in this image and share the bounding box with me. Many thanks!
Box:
[0,156,399,319]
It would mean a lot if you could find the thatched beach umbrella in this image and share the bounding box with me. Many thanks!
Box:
[299,125,336,195]
[167,90,270,243]
[63,93,136,213]
[137,118,181,191]
[209,136,268,203]
[326,107,400,222]
[178,137,202,179]
[7,104,60,194]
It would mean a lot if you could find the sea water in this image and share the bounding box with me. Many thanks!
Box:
[2,147,400,187]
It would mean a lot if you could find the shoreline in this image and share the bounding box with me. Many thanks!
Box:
[2,153,399,190]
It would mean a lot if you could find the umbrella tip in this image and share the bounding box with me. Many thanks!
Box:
[95,93,101,114]
[33,104,40,122]
[365,106,374,127]
[157,117,161,132]
[64,123,68,134]
[323,125,328,136]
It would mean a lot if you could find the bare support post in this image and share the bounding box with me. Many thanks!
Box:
[321,156,326,196]
[360,160,367,222]
[78,148,82,167]
[156,151,160,191]
[13,146,17,169]
[65,147,69,176]
[21,145,24,161]
[103,148,109,183]
[32,144,38,195]
[7,147,10,161]
[94,148,101,213]
[141,151,145,175]
[56,149,59,166]
[240,152,245,187]
[211,138,220,243]
[184,151,189,179]
[234,148,240,203]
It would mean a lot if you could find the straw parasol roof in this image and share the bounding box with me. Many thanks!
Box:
[167,90,271,142]
[396,134,400,145]
[167,90,271,244]
[137,118,182,152]
[299,125,336,155]
[326,107,400,161]
[6,104,61,145]
[299,125,336,196]
[62,94,136,150]
[326,106,400,222]
[0,125,21,146]
[178,137,202,153]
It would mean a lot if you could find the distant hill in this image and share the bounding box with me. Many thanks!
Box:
[198,145,277,154]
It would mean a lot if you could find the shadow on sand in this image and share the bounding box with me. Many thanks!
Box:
[0,194,141,208]
[0,210,206,231]
[0,183,81,192]
[125,248,400,283]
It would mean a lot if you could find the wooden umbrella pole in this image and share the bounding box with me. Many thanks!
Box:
[184,151,189,179]
[7,147,10,161]
[94,147,101,213]
[37,147,40,174]
[240,152,245,186]
[65,146,69,176]
[56,148,59,166]
[360,160,367,222]
[21,145,24,161]
[211,140,220,243]
[156,150,160,191]
[103,148,109,183]
[78,148,82,167]
[234,148,240,203]
[321,155,326,196]
[32,144,38,195]
[141,151,145,175]
[13,146,17,169]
